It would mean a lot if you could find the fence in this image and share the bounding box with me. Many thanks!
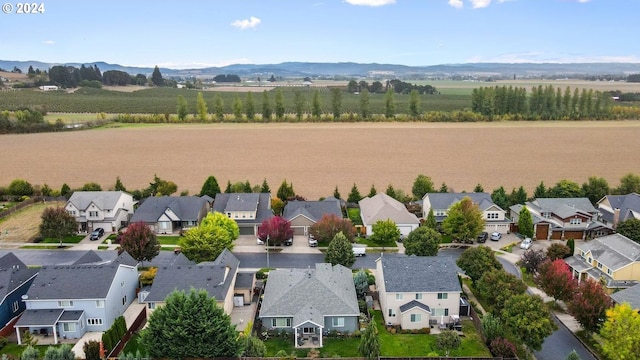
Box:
[0,196,67,220]
[107,307,147,358]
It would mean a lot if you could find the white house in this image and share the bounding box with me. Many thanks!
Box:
[359,193,419,236]
[65,191,135,233]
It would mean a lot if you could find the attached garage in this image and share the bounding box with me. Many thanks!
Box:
[564,231,584,240]
[535,224,549,240]
[551,231,563,240]
[397,225,418,237]
[239,226,256,236]
[292,226,306,236]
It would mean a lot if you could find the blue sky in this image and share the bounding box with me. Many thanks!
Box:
[2,0,638,69]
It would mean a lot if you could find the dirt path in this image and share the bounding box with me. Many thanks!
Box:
[0,201,65,244]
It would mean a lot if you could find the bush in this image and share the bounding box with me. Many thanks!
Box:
[0,336,8,349]
[256,270,267,280]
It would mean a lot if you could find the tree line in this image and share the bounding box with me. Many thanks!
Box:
[347,79,437,95]
[44,64,174,88]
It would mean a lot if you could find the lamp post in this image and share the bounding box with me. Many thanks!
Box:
[266,235,270,269]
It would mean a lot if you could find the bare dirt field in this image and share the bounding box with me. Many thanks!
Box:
[0,201,65,244]
[204,85,276,92]
[0,122,639,200]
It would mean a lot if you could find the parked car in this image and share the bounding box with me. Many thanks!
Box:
[490,232,502,241]
[477,232,488,243]
[308,236,318,247]
[352,245,366,257]
[284,237,293,246]
[90,227,104,240]
[257,237,265,245]
[520,237,533,250]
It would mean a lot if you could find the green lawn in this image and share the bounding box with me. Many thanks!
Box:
[21,245,69,249]
[520,267,536,286]
[440,234,453,244]
[356,237,397,248]
[0,344,59,358]
[41,235,85,244]
[121,333,147,357]
[264,336,360,358]
[347,208,363,225]
[157,236,182,245]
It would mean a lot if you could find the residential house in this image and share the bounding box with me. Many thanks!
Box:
[597,193,640,229]
[65,191,135,233]
[510,198,612,240]
[259,264,359,348]
[130,196,209,234]
[422,192,511,234]
[213,193,273,235]
[565,233,640,292]
[283,199,342,236]
[0,253,38,334]
[14,252,139,344]
[359,193,419,236]
[610,283,640,311]
[139,249,245,316]
[376,255,462,330]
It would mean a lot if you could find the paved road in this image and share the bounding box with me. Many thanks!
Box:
[534,316,597,360]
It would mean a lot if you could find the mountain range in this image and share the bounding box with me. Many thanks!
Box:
[2,60,640,78]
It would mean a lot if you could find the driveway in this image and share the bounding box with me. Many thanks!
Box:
[233,235,321,255]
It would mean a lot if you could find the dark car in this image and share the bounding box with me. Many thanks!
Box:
[90,227,105,240]
[477,232,488,243]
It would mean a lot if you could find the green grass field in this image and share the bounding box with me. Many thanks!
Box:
[40,235,85,244]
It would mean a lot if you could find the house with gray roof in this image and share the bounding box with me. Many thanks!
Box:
[139,249,242,315]
[14,252,139,345]
[610,283,640,310]
[510,198,612,240]
[213,193,273,235]
[130,196,209,235]
[65,191,135,233]
[359,193,419,237]
[259,264,359,348]
[597,193,640,229]
[565,233,640,292]
[423,192,511,234]
[0,253,38,331]
[376,255,462,330]
[283,199,342,236]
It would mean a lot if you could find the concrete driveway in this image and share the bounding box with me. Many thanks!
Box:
[233,235,321,254]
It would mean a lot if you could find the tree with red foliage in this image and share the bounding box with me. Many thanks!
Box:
[309,214,356,245]
[535,259,576,303]
[567,278,614,334]
[257,216,293,246]
[120,221,160,263]
[489,338,517,358]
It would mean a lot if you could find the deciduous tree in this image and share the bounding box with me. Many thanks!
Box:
[276,179,295,201]
[549,179,583,198]
[330,88,342,119]
[119,221,160,263]
[436,330,461,357]
[502,294,557,351]
[242,336,267,357]
[441,196,484,243]
[197,92,208,121]
[40,207,77,244]
[257,216,293,246]
[615,218,640,243]
[140,289,241,359]
[599,302,640,359]
[312,89,322,118]
[233,95,243,120]
[7,179,34,196]
[616,173,640,194]
[177,95,188,121]
[489,338,517,359]
[81,182,102,191]
[384,88,395,118]
[518,207,534,238]
[245,92,255,121]
[359,89,370,119]
[567,278,613,334]
[546,242,572,260]
[325,232,356,268]
[476,269,526,314]
[520,248,547,274]
[309,214,356,244]
[456,245,502,283]
[409,89,420,117]
[180,212,239,262]
[480,313,504,344]
[403,226,441,256]
[369,219,401,246]
[411,174,434,200]
[214,93,224,121]
[535,259,576,303]
[199,175,221,197]
[261,90,272,121]
[582,176,609,204]
[294,91,305,121]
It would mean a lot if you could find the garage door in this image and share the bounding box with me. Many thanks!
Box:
[292,226,306,236]
[397,226,414,236]
[551,231,563,240]
[564,231,583,240]
[239,226,255,236]
[535,224,549,240]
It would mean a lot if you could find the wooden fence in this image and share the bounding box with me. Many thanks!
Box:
[107,307,147,358]
[0,196,67,220]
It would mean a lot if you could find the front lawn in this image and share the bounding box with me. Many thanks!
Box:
[157,236,182,245]
[40,235,85,243]
[357,237,397,248]
[520,267,536,286]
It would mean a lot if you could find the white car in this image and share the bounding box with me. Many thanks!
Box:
[490,232,502,241]
[257,237,265,245]
[520,237,533,250]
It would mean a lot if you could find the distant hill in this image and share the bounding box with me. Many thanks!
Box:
[2,59,640,78]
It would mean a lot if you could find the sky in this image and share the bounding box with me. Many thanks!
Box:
[1,0,639,69]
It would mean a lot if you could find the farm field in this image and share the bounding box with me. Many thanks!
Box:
[0,122,639,200]
[0,201,65,244]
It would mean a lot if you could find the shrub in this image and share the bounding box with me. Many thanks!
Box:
[0,336,8,349]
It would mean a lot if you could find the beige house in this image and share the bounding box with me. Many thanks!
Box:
[65,191,135,232]
[359,193,419,236]
[375,255,462,330]
[565,234,640,292]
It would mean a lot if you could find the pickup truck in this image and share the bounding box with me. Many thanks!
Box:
[352,245,366,257]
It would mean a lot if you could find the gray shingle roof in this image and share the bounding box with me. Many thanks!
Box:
[67,191,130,211]
[235,272,254,289]
[58,310,84,321]
[260,264,359,324]
[131,196,207,223]
[15,309,63,326]
[579,234,640,271]
[399,300,431,313]
[530,198,596,215]
[283,200,342,223]
[379,256,462,293]
[144,249,239,302]
[610,283,640,310]
[423,192,495,211]
[359,193,419,226]
[599,193,640,224]
[0,253,38,301]
[213,193,273,224]
[72,250,105,265]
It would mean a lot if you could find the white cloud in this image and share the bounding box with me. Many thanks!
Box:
[345,0,396,6]
[469,0,492,8]
[231,16,261,30]
[42,40,55,45]
[466,52,640,64]
[448,0,463,9]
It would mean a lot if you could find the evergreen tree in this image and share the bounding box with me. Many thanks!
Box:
[213,93,224,121]
[261,90,272,121]
[425,208,437,229]
[333,185,341,199]
[359,89,370,119]
[384,88,396,118]
[330,87,342,119]
[275,88,285,119]
[294,91,306,121]
[325,232,356,268]
[199,176,221,197]
[225,181,232,193]
[151,65,163,86]
[518,207,534,238]
[367,184,377,198]
[347,183,362,203]
[177,95,188,121]
[276,179,295,201]
[358,319,380,360]
[473,183,484,192]
[409,89,420,117]
[385,184,396,199]
[114,176,126,192]
[60,183,71,197]
[245,92,255,121]
[260,178,270,193]
[312,89,322,118]
[233,95,243,120]
[534,181,547,198]
[196,92,208,121]
[439,182,449,193]
[491,186,509,210]
[353,269,369,299]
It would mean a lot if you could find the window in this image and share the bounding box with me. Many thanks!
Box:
[148,303,156,310]
[12,301,19,313]
[570,218,582,225]
[437,293,448,300]
[607,268,613,276]
[332,317,345,327]
[63,323,76,332]
[444,308,449,316]
[272,318,291,328]
[415,293,422,300]
[159,222,170,230]
[87,318,103,326]
[122,295,127,305]
[410,314,421,323]
[580,251,585,258]
[588,257,592,264]
[395,293,403,300]
[67,210,76,216]
[543,212,551,219]
[227,213,231,218]
[58,301,73,307]
[388,308,396,317]
[96,300,104,308]
[597,262,603,269]
[302,327,314,334]
[435,210,446,216]
[89,211,98,217]
[487,213,499,219]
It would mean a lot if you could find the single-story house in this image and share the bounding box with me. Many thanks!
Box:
[213,193,273,235]
[422,192,511,234]
[65,191,135,233]
[359,193,420,236]
[283,199,343,236]
[130,196,209,234]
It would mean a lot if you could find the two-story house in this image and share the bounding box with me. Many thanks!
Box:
[376,255,462,330]
[565,233,640,292]
[422,192,510,234]
[213,193,273,235]
[596,192,640,229]
[259,264,359,348]
[130,196,209,234]
[65,191,135,233]
[0,253,38,334]
[283,199,343,236]
[14,252,139,344]
[510,198,612,240]
[359,193,420,237]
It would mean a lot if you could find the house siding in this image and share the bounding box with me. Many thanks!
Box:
[400,308,430,330]
[324,315,358,332]
[0,275,37,328]
[103,266,139,331]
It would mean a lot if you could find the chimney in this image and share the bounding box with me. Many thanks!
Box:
[613,208,621,229]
